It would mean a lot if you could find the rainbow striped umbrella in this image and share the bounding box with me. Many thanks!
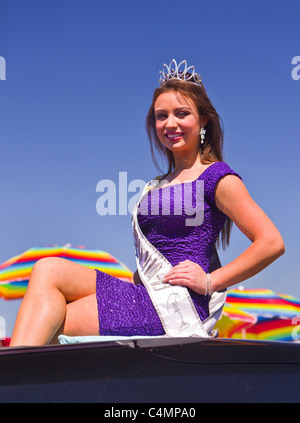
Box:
[215,302,257,339]
[240,317,298,342]
[226,289,300,319]
[0,244,133,300]
[217,288,300,341]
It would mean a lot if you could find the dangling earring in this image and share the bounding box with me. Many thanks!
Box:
[200,127,206,154]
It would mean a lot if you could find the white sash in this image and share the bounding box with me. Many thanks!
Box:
[131,177,227,338]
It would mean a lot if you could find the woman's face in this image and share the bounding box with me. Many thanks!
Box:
[154,90,203,155]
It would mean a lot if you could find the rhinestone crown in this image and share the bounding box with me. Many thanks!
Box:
[159,59,202,87]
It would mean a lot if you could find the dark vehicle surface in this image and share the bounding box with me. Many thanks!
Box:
[1,338,300,403]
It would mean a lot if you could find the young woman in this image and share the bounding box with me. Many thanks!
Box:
[10,60,285,346]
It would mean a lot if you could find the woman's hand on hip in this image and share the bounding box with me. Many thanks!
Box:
[163,260,206,295]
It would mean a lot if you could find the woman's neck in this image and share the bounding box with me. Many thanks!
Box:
[172,151,202,173]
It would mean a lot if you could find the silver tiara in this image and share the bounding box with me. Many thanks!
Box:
[159,59,202,87]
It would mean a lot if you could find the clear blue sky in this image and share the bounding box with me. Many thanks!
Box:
[0,0,299,337]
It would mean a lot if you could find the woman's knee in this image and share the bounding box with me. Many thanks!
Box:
[29,257,66,289]
[31,257,63,276]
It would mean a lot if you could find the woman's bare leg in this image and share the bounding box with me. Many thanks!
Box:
[50,293,99,344]
[10,257,99,347]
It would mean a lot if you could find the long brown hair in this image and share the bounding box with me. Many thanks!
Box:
[145,78,232,249]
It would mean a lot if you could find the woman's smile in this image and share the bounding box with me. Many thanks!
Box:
[164,131,184,141]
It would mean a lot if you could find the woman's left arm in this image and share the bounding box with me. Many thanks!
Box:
[163,175,285,294]
[211,175,285,292]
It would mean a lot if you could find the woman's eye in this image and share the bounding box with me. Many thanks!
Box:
[177,111,190,117]
[155,113,167,120]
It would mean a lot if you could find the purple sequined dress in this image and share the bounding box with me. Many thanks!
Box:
[96,162,241,336]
